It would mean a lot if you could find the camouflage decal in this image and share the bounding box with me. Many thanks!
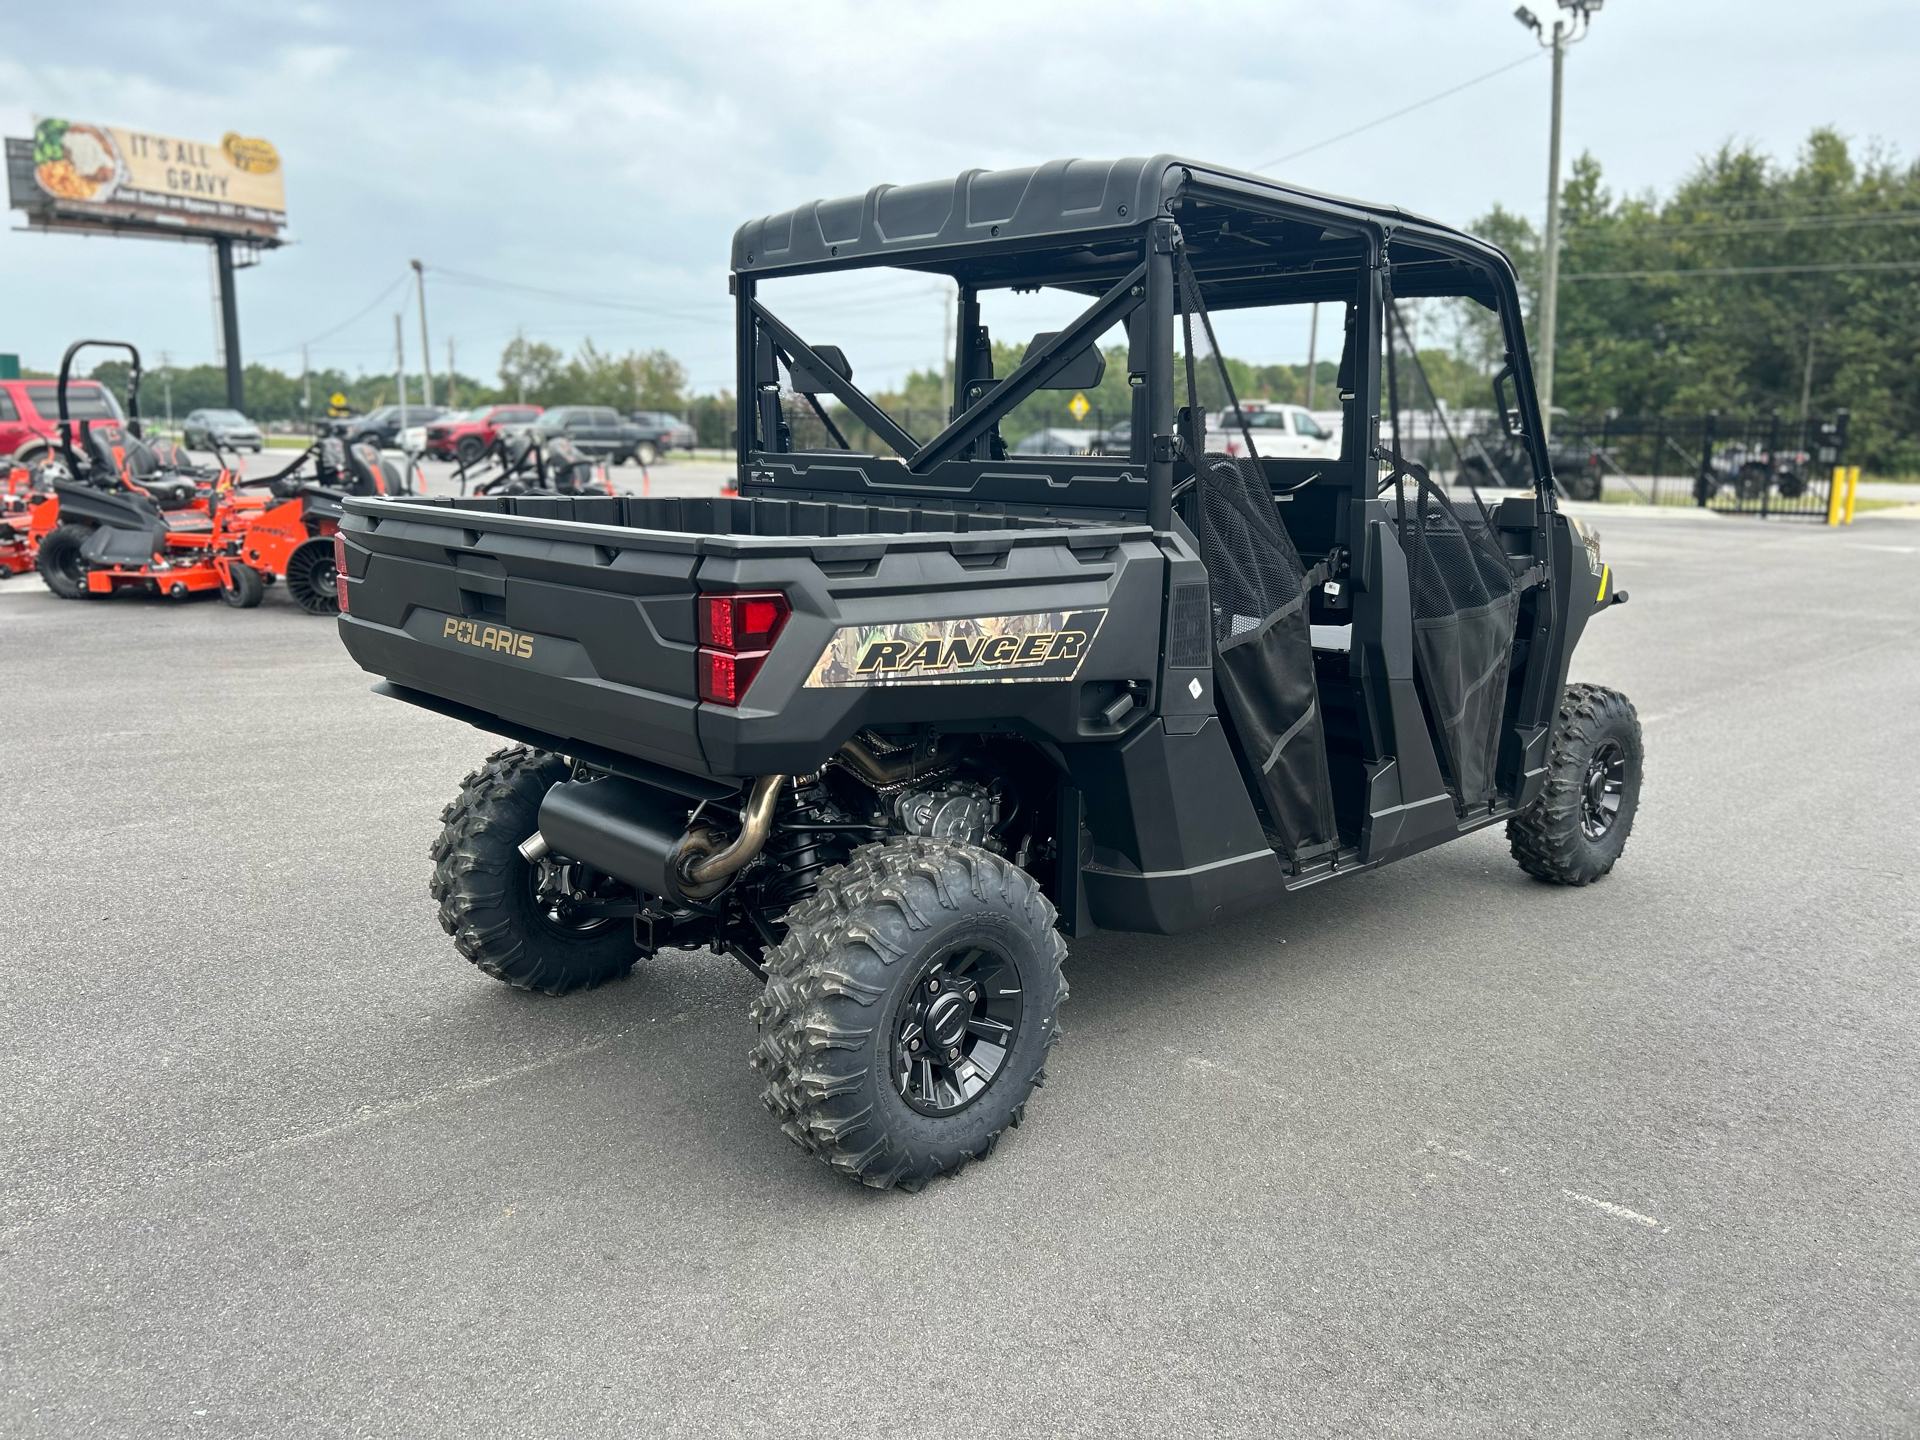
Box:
[805,609,1107,687]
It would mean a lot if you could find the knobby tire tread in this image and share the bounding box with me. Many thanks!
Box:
[428,744,636,995]
[747,836,1068,1191]
[1507,682,1641,885]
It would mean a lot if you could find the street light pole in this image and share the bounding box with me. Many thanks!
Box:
[1539,21,1565,438]
[1515,0,1601,442]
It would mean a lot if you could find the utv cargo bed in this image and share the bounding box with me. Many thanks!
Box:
[336,491,1170,783]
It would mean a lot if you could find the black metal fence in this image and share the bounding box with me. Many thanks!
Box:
[1564,410,1851,517]
[787,396,1855,518]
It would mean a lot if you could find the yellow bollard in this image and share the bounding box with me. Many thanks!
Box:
[1826,466,1845,526]
[1844,465,1860,524]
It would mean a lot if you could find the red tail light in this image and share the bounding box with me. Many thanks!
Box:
[333,532,350,613]
[697,590,789,705]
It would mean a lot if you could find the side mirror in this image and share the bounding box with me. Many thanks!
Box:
[1493,366,1526,440]
[1024,332,1106,391]
[788,344,852,394]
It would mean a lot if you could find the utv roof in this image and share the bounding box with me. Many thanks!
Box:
[731,154,1511,306]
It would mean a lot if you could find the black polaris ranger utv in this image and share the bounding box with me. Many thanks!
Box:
[335,157,1640,1190]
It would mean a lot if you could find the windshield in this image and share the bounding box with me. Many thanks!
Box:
[23,382,122,422]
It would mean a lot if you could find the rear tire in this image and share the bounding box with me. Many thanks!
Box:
[429,746,639,995]
[1507,683,1642,885]
[220,560,264,608]
[635,441,660,467]
[749,836,1067,1190]
[284,536,340,614]
[36,524,95,600]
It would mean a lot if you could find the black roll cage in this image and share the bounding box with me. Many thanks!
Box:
[731,159,1553,530]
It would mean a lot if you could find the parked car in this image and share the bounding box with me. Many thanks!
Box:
[339,404,448,450]
[530,406,644,463]
[1011,427,1098,455]
[425,405,545,466]
[1206,402,1339,460]
[629,411,697,462]
[0,377,125,467]
[181,407,263,453]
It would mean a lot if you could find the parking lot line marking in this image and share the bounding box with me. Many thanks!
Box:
[1852,544,1916,555]
[1563,1189,1660,1227]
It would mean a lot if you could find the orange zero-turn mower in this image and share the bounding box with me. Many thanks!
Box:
[29,340,289,608]
[214,436,405,613]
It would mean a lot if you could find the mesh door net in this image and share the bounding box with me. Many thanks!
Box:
[1381,294,1521,808]
[1178,255,1337,858]
[1393,462,1518,807]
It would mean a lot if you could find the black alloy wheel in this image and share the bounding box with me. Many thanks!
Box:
[1580,739,1627,840]
[891,941,1025,1116]
[527,853,628,940]
[456,435,486,467]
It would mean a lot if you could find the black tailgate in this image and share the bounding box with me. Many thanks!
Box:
[336,498,709,775]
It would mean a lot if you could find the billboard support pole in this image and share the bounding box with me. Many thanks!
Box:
[215,236,244,410]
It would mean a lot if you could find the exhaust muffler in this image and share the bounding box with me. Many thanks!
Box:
[532,773,786,902]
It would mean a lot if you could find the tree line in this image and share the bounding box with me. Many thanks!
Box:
[55,129,1916,471]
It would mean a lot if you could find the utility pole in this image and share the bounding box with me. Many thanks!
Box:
[160,350,174,431]
[447,337,456,409]
[395,312,409,440]
[1798,324,1819,423]
[411,259,433,408]
[1304,303,1320,409]
[300,343,311,425]
[514,326,526,403]
[1516,0,1602,442]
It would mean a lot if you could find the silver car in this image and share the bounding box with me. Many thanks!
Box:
[183,408,264,453]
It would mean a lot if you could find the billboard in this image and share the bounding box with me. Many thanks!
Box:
[6,116,287,243]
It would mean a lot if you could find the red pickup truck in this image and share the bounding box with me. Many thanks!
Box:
[0,378,128,465]
[424,404,544,466]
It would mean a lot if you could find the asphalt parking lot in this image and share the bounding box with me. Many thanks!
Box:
[3,504,1917,1437]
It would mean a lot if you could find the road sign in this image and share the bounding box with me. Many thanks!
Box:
[1068,392,1090,422]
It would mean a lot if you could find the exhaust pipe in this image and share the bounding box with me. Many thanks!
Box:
[534,773,786,902]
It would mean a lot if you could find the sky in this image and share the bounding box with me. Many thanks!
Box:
[3,0,1916,401]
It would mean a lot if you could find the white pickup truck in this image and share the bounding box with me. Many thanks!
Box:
[1206,401,1339,460]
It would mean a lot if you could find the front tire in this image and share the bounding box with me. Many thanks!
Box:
[750,836,1068,1190]
[1508,684,1643,885]
[456,436,486,467]
[220,560,264,608]
[37,524,95,600]
[429,746,639,995]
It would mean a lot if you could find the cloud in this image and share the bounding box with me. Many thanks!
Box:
[1,0,1914,394]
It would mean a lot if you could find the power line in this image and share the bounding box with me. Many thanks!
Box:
[426,265,724,322]
[257,272,410,357]
[1251,51,1544,171]
[1569,210,1920,239]
[1563,259,1920,281]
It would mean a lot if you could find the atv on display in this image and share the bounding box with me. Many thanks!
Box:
[336,156,1641,1191]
